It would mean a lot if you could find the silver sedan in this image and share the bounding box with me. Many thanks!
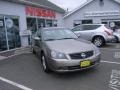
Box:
[32,27,101,73]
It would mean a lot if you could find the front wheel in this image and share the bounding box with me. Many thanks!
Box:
[41,53,51,73]
[92,36,105,47]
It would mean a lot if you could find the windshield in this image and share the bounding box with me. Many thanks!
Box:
[42,29,78,41]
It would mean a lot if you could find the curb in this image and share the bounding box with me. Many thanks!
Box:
[0,46,32,61]
[0,52,32,61]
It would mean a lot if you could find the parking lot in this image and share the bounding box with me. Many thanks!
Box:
[0,43,120,90]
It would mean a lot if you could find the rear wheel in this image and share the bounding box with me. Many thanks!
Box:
[92,36,105,47]
[114,36,119,43]
[41,53,51,73]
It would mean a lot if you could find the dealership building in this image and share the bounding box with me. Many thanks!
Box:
[0,0,65,52]
[1,0,120,52]
[64,0,120,29]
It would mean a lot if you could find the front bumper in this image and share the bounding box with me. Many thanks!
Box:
[47,53,101,72]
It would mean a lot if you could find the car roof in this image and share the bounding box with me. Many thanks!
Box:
[82,24,104,25]
[41,27,68,30]
[73,24,104,28]
[76,24,105,26]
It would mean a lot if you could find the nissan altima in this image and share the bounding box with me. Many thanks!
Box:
[32,27,101,73]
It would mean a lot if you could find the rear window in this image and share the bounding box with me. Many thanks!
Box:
[83,25,101,30]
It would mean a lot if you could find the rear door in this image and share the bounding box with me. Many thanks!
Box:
[72,25,93,40]
[79,25,101,41]
[72,25,101,41]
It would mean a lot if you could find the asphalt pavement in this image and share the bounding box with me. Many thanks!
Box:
[0,43,119,90]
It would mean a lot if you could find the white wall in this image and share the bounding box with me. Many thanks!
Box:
[56,12,64,27]
[0,1,28,47]
[64,0,120,29]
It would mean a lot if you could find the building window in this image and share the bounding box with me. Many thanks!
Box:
[27,18,37,34]
[37,19,46,28]
[82,25,101,30]
[82,20,93,24]
[73,20,81,27]
[102,22,108,25]
[46,20,53,27]
[53,20,57,27]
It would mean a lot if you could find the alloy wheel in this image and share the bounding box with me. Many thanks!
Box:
[93,37,104,47]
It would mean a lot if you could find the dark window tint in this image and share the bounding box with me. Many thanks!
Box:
[73,20,81,27]
[46,20,53,27]
[38,19,45,28]
[82,20,93,24]
[53,20,57,27]
[102,22,108,25]
[83,25,101,30]
[27,18,37,34]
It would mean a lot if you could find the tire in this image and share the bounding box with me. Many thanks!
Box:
[92,36,105,47]
[41,53,51,73]
[114,36,119,43]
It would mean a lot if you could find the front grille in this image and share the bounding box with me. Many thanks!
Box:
[69,51,94,59]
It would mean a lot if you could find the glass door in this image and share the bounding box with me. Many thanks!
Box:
[0,15,21,52]
[5,16,21,50]
[0,15,7,51]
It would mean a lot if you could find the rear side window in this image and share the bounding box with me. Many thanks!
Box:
[83,25,101,30]
[72,25,83,31]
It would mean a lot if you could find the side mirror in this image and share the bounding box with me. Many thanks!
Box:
[34,37,41,40]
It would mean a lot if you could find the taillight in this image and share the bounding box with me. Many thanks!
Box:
[104,30,112,36]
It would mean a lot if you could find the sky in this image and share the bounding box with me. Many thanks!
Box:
[48,0,87,11]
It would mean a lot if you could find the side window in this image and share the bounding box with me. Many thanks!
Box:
[83,25,91,30]
[72,26,82,31]
[83,25,101,30]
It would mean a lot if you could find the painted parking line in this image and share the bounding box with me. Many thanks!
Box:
[0,76,32,90]
[109,70,120,90]
[101,61,120,65]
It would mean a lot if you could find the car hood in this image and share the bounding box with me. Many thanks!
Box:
[45,38,96,54]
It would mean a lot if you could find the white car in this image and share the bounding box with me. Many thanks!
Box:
[72,24,114,47]
[113,29,120,43]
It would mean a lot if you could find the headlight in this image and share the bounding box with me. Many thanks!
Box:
[51,51,67,59]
